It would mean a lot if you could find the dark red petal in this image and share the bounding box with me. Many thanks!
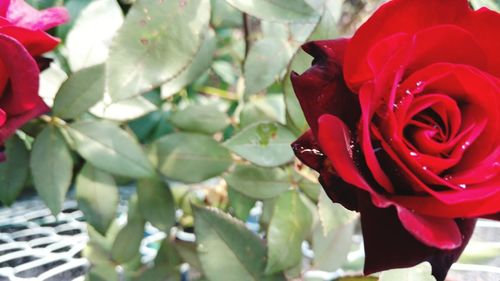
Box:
[319,170,360,212]
[291,39,360,134]
[483,212,500,221]
[344,0,472,90]
[0,26,59,56]
[359,192,476,281]
[0,97,48,143]
[0,33,39,115]
[396,207,462,250]
[291,129,325,172]
[6,0,69,31]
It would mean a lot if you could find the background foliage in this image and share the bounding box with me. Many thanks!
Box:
[2,0,499,280]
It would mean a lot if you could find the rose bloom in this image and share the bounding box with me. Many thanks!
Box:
[291,0,499,279]
[0,0,68,160]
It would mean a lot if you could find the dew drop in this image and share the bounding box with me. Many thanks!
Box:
[443,175,453,181]
[409,151,418,157]
[458,184,467,189]
[422,166,428,171]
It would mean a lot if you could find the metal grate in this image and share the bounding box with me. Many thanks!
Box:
[0,199,88,281]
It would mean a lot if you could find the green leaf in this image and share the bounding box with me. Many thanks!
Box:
[87,264,119,281]
[111,218,145,264]
[173,240,203,272]
[240,95,286,127]
[312,193,358,271]
[193,206,285,281]
[30,126,73,215]
[170,104,228,134]
[0,136,29,205]
[89,95,157,122]
[161,29,217,99]
[224,164,290,200]
[212,60,237,85]
[137,177,176,233]
[266,190,312,274]
[224,0,318,22]
[66,0,123,71]
[67,120,154,178]
[224,122,295,167]
[150,132,232,183]
[106,0,210,101]
[227,187,256,221]
[244,38,294,96]
[211,0,242,28]
[134,239,182,281]
[76,163,119,235]
[53,64,105,119]
[458,241,500,264]
[378,262,436,281]
[318,189,358,235]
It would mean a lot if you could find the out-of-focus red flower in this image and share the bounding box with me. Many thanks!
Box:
[291,0,499,279]
[0,0,68,157]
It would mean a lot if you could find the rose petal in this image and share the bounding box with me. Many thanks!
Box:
[291,129,325,172]
[359,192,476,281]
[396,207,462,249]
[6,0,69,31]
[0,97,48,143]
[291,39,360,134]
[0,33,39,115]
[0,26,59,56]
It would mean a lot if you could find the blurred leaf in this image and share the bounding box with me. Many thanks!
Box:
[212,60,237,85]
[161,29,217,99]
[111,217,145,264]
[134,239,182,281]
[86,264,119,281]
[151,132,232,183]
[170,104,228,134]
[211,0,242,28]
[30,126,73,215]
[39,63,68,108]
[227,187,256,221]
[66,0,123,71]
[224,0,319,22]
[458,241,500,264]
[67,120,154,178]
[266,190,312,274]
[53,64,105,119]
[174,240,203,272]
[297,176,321,202]
[193,206,285,281]
[240,95,286,127]
[107,0,210,101]
[378,262,436,281]
[224,122,295,167]
[337,277,377,281]
[137,177,176,233]
[312,211,356,271]
[90,95,156,122]
[244,38,294,96]
[0,136,29,205]
[318,189,358,235]
[224,164,290,200]
[76,163,119,235]
[56,0,92,39]
[470,0,500,11]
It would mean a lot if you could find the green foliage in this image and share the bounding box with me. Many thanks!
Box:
[0,136,29,205]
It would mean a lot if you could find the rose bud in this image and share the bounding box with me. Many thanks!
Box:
[290,0,499,280]
[0,0,68,159]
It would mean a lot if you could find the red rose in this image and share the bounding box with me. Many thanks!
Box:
[0,0,68,159]
[291,0,499,279]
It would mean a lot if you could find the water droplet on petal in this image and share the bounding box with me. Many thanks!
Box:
[458,184,467,189]
[422,166,428,171]
[409,151,418,157]
[443,175,453,181]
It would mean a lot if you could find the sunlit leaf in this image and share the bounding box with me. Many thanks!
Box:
[169,104,228,135]
[225,122,295,167]
[266,191,312,274]
[224,0,319,22]
[76,163,118,235]
[137,177,176,233]
[67,120,154,178]
[194,206,285,281]
[150,133,232,183]
[107,0,210,101]
[30,126,73,215]
[378,262,436,281]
